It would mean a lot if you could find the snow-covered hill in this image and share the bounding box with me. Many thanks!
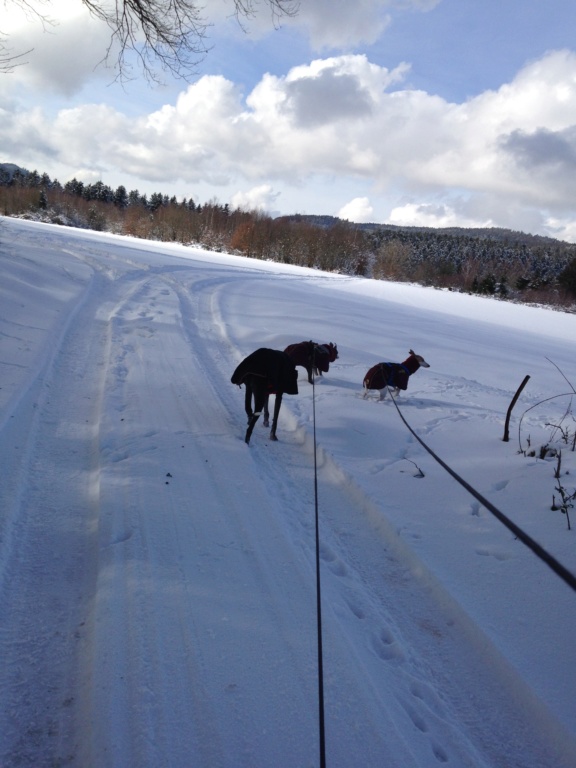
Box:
[1,216,575,767]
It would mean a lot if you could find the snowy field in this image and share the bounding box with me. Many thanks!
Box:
[1,215,576,768]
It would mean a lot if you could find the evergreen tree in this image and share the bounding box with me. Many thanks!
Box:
[64,178,84,197]
[558,258,576,297]
[114,185,129,208]
[27,169,41,187]
[11,169,28,186]
[128,189,143,207]
[148,192,164,211]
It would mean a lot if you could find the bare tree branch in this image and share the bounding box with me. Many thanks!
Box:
[1,0,52,74]
[1,31,32,73]
[2,0,299,82]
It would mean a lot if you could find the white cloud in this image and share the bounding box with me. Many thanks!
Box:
[206,0,439,50]
[282,68,374,128]
[389,202,493,230]
[545,216,576,243]
[283,0,441,50]
[230,184,280,212]
[3,47,576,239]
[241,55,410,177]
[286,0,393,49]
[2,0,116,95]
[338,197,374,223]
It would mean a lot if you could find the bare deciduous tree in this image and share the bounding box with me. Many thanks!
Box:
[1,0,299,80]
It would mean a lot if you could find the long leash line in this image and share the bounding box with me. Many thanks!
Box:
[312,360,327,768]
[389,389,576,594]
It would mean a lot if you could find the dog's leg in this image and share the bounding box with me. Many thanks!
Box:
[378,388,387,401]
[269,392,283,441]
[245,414,261,444]
[263,393,270,427]
[244,378,265,444]
[244,380,254,420]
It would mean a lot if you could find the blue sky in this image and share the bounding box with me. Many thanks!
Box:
[371,1,576,100]
[3,0,576,240]
[202,1,576,102]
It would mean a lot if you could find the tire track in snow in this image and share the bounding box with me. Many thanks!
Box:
[83,271,236,767]
[0,250,199,766]
[0,269,113,767]
[82,270,324,767]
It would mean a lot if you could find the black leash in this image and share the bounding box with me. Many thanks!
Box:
[388,389,576,594]
[312,358,327,768]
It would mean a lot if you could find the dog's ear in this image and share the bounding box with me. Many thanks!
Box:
[409,349,415,356]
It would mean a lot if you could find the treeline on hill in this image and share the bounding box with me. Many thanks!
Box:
[2,164,576,309]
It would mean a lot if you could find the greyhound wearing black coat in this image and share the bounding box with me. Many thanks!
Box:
[231,348,298,444]
[363,349,430,400]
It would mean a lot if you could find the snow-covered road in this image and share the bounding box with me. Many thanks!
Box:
[1,217,575,767]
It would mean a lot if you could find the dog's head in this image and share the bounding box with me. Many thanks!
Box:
[327,343,339,362]
[409,349,430,368]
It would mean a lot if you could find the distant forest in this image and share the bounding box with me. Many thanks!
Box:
[2,163,576,310]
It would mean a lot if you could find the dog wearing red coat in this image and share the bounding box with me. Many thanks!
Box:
[363,350,430,400]
[284,341,338,384]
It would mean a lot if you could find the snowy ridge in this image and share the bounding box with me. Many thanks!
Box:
[0,216,575,767]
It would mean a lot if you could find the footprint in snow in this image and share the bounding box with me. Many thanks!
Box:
[107,529,132,546]
[371,627,404,662]
[405,704,429,733]
[409,681,447,717]
[475,547,512,561]
[401,688,451,764]
[431,743,449,763]
[320,543,348,577]
[345,598,365,620]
